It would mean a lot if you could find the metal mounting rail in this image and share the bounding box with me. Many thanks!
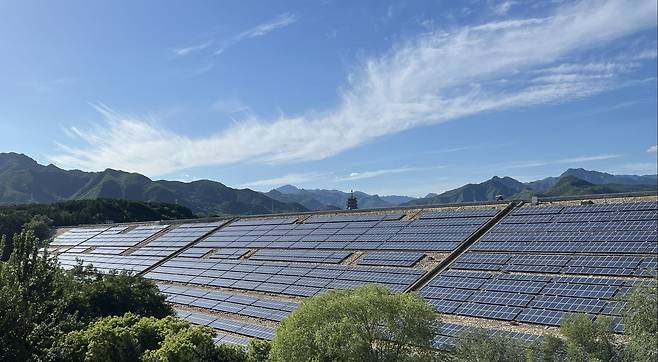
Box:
[137,218,236,277]
[405,201,521,293]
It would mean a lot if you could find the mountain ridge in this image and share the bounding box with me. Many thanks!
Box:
[1,153,655,213]
[0,153,307,216]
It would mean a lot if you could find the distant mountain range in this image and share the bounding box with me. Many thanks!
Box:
[0,152,655,215]
[404,168,657,206]
[265,185,415,210]
[0,153,307,216]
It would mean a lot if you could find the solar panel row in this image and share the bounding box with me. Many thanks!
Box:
[145,257,423,297]
[159,283,298,322]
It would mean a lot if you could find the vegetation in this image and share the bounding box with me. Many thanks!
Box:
[623,282,658,362]
[269,284,445,362]
[49,313,247,362]
[0,229,173,360]
[0,225,272,362]
[1,198,195,259]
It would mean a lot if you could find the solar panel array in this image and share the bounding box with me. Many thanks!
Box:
[145,257,424,296]
[50,199,658,347]
[178,209,497,259]
[421,200,658,333]
[175,309,276,341]
[358,251,425,266]
[55,224,169,273]
[133,222,222,257]
[476,202,657,253]
[158,283,298,322]
[432,322,543,349]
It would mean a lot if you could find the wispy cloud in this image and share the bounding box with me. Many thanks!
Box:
[647,145,658,153]
[240,171,329,188]
[499,154,623,170]
[172,41,212,57]
[215,13,297,55]
[338,166,445,181]
[52,0,657,176]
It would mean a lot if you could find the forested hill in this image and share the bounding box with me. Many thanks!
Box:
[0,152,307,216]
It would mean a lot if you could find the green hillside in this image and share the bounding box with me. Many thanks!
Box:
[404,176,530,206]
[0,153,307,216]
[513,175,658,199]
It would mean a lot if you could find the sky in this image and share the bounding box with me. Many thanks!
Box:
[0,0,656,197]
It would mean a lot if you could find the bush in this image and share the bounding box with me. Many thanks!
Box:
[51,313,235,362]
[623,280,658,362]
[452,329,529,362]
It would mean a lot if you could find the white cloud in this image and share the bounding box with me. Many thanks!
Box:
[647,145,658,153]
[172,41,212,56]
[240,171,329,188]
[499,154,623,170]
[339,166,445,181]
[215,13,297,55]
[52,0,657,176]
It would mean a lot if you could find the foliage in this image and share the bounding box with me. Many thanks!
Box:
[65,265,174,325]
[558,314,619,361]
[269,284,444,362]
[50,312,236,362]
[452,329,529,362]
[623,280,658,362]
[0,230,174,361]
[246,339,271,362]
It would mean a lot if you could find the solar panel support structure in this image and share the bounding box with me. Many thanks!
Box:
[405,201,521,293]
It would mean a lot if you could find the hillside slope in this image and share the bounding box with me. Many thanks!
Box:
[0,153,307,216]
[404,176,530,206]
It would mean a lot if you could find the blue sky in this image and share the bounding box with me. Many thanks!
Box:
[1,0,656,197]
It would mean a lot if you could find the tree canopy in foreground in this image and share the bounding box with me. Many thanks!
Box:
[269,283,445,362]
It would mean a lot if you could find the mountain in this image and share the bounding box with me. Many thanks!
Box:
[265,185,415,211]
[403,176,530,206]
[404,170,657,206]
[527,168,658,191]
[0,153,307,216]
[518,175,657,199]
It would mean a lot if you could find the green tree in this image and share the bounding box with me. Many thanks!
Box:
[0,230,175,361]
[66,265,173,324]
[24,214,54,241]
[623,281,658,362]
[50,312,245,362]
[452,329,530,362]
[269,284,444,362]
[529,314,622,362]
[246,339,271,362]
[0,230,76,360]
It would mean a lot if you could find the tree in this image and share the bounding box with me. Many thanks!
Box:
[50,312,246,362]
[623,280,658,362]
[452,329,529,362]
[269,284,444,362]
[0,230,175,361]
[246,339,271,362]
[65,265,174,324]
[529,314,622,362]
